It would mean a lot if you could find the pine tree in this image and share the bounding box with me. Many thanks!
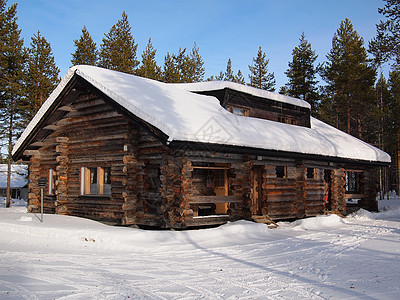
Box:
[248,46,275,91]
[98,11,139,74]
[320,18,376,138]
[224,58,235,81]
[162,52,179,83]
[369,0,400,64]
[23,30,60,119]
[136,38,161,80]
[187,42,204,82]
[71,25,97,66]
[389,69,400,192]
[162,48,186,83]
[234,70,245,84]
[285,32,319,113]
[0,0,26,208]
[162,44,204,83]
[207,59,244,84]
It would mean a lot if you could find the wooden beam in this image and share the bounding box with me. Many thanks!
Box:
[192,166,228,170]
[187,195,242,203]
[57,105,75,112]
[30,141,44,147]
[43,124,58,131]
[23,150,39,156]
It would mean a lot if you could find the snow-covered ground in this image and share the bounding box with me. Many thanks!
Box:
[1,197,400,299]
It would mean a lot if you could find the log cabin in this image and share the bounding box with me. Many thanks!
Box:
[12,65,391,228]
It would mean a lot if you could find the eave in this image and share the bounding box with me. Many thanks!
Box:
[169,141,391,167]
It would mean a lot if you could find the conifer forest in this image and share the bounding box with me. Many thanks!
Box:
[1,0,400,201]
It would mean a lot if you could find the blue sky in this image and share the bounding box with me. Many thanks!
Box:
[12,0,385,89]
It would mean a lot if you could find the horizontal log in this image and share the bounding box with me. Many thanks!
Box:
[187,195,242,203]
[23,150,40,156]
[43,124,58,131]
[57,105,75,112]
[185,215,230,226]
[345,193,365,199]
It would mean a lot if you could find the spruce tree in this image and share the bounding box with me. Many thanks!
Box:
[0,0,26,207]
[137,38,161,80]
[248,46,275,91]
[71,25,97,66]
[23,30,60,119]
[320,18,376,138]
[98,11,139,74]
[285,32,319,113]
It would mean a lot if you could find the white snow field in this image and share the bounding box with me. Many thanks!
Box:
[1,197,400,299]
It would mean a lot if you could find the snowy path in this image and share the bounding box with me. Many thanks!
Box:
[1,203,400,299]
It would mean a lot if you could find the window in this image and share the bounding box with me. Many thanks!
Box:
[278,115,297,125]
[48,169,55,195]
[228,105,249,116]
[80,167,111,196]
[345,171,362,193]
[191,163,229,216]
[306,168,315,179]
[276,166,287,178]
[146,165,161,192]
[278,116,288,124]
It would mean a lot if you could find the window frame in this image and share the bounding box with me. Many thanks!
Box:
[345,171,362,194]
[48,168,55,195]
[276,166,287,178]
[80,166,111,196]
[227,105,249,117]
[306,168,315,179]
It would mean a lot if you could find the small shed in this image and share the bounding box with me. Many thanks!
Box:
[0,164,28,200]
[12,66,391,228]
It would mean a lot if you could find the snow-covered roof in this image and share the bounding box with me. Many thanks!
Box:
[0,164,28,188]
[13,65,390,163]
[170,81,311,109]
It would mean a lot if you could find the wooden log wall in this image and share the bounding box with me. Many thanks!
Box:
[159,151,185,228]
[28,153,41,212]
[55,136,69,214]
[331,168,346,214]
[228,161,252,220]
[27,93,128,223]
[264,164,298,219]
[125,123,168,227]
[364,168,379,211]
[304,167,326,216]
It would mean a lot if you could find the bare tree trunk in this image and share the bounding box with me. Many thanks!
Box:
[5,98,14,208]
[346,94,351,134]
[398,137,400,195]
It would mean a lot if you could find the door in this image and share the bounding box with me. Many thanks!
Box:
[324,170,333,210]
[251,166,264,215]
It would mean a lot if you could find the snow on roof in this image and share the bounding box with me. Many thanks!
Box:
[170,81,311,109]
[13,65,390,163]
[0,164,28,188]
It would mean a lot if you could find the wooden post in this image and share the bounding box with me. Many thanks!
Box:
[55,136,69,215]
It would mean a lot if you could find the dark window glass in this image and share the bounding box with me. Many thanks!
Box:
[276,166,286,178]
[307,168,315,179]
